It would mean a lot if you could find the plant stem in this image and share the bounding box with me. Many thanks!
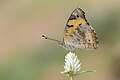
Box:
[70,76,73,80]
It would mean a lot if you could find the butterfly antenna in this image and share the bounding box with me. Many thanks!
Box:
[42,34,62,43]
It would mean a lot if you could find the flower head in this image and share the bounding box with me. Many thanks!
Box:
[61,52,81,76]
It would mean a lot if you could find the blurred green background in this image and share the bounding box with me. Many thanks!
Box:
[0,0,120,80]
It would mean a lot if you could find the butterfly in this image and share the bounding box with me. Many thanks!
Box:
[42,7,99,51]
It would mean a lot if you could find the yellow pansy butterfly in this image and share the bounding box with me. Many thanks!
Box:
[42,7,99,51]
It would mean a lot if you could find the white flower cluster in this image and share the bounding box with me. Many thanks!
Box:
[62,52,81,76]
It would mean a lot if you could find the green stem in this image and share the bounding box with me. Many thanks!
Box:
[78,70,96,75]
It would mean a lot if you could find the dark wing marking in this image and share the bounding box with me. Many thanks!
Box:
[68,7,86,21]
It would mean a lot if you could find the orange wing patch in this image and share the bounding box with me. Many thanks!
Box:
[65,17,87,36]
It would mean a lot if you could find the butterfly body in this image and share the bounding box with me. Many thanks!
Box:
[42,7,99,51]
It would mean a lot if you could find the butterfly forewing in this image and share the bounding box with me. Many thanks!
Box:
[63,7,99,50]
